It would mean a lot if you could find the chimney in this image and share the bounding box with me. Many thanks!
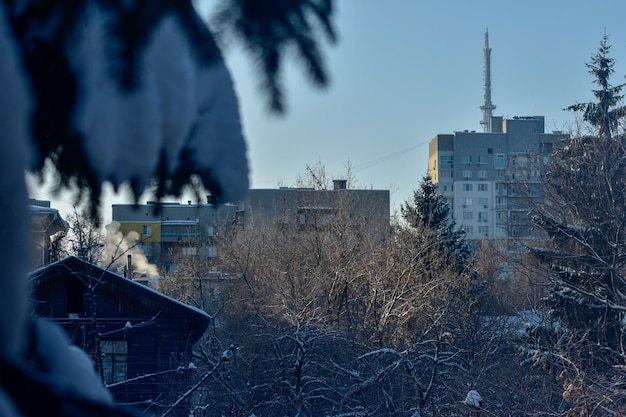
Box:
[333,179,347,190]
[127,254,132,279]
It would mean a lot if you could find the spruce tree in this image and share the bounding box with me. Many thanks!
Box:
[401,174,471,272]
[565,34,626,139]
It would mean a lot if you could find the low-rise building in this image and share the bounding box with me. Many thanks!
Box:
[30,256,210,415]
[29,199,68,268]
[112,183,390,272]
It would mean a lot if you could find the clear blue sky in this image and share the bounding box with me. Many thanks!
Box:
[29,0,626,220]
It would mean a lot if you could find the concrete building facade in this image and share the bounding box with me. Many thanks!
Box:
[428,116,566,241]
[112,184,390,272]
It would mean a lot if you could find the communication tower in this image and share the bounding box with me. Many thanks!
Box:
[480,29,496,132]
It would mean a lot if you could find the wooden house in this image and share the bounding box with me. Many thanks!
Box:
[29,256,211,414]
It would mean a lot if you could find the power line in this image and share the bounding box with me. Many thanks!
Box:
[354,140,429,173]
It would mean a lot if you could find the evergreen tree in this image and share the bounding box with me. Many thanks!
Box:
[565,34,626,139]
[528,35,626,416]
[533,35,626,344]
[401,174,471,272]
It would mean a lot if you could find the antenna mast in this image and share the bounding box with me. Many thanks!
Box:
[480,28,496,132]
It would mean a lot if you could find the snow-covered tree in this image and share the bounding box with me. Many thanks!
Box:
[0,1,337,416]
[528,35,626,416]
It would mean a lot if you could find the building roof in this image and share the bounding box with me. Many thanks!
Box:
[29,256,211,340]
[29,204,69,235]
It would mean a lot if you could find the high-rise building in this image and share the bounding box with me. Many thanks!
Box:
[428,30,567,243]
[429,116,566,241]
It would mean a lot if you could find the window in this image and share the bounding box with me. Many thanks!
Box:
[440,155,453,169]
[477,183,488,192]
[141,243,152,257]
[494,154,506,169]
[478,197,488,206]
[101,341,128,383]
[478,226,489,234]
[462,170,472,179]
[182,247,197,256]
[235,210,245,226]
[477,156,487,164]
[463,197,473,206]
[208,246,218,258]
[206,226,215,237]
[464,225,474,233]
[440,170,452,178]
[142,225,152,237]
[161,224,199,237]
[462,184,473,192]
[463,211,473,220]
[477,170,488,179]
[478,212,488,221]
[462,156,472,164]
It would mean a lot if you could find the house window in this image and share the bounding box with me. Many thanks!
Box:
[463,212,473,220]
[206,226,215,237]
[478,212,488,221]
[477,183,488,192]
[463,198,473,206]
[101,340,128,383]
[142,225,152,237]
[462,170,472,179]
[208,246,218,258]
[478,197,488,206]
[462,184,473,192]
[462,156,472,164]
[478,226,489,234]
[477,170,488,179]
[477,156,487,164]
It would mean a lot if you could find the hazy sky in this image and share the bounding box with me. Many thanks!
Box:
[30,0,626,220]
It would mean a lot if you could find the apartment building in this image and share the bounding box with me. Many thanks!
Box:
[428,116,566,241]
[112,182,390,272]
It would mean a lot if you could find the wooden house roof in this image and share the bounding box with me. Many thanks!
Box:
[29,256,210,343]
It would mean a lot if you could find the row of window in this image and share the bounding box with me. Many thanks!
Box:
[461,183,489,192]
[462,225,489,234]
[462,197,489,206]
[461,156,488,164]
[440,154,508,170]
[141,225,215,238]
[462,211,489,221]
